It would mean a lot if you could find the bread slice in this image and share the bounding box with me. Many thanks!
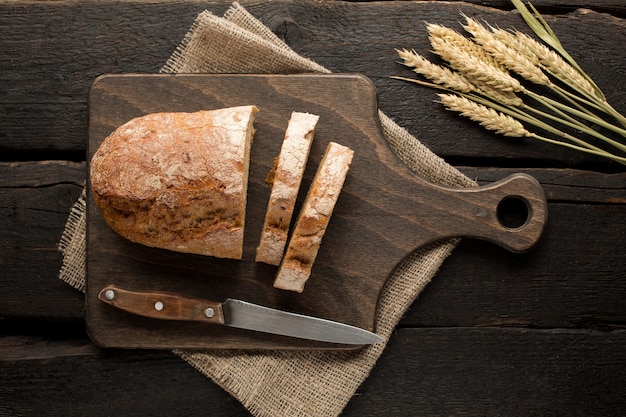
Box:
[274,141,354,292]
[90,105,258,259]
[255,111,319,265]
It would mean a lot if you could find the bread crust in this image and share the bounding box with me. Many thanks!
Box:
[274,141,354,292]
[255,111,319,265]
[90,106,258,259]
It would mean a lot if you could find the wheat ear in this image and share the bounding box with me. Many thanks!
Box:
[463,15,550,86]
[426,22,505,71]
[441,93,626,164]
[437,94,529,137]
[429,36,523,93]
[515,31,598,100]
[491,28,540,66]
[396,48,477,93]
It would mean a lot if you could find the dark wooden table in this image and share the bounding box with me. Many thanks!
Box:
[2,1,625,415]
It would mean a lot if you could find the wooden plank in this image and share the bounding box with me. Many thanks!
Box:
[459,167,626,203]
[0,161,85,320]
[1,162,624,331]
[348,327,626,417]
[0,336,250,417]
[0,0,211,155]
[449,0,626,15]
[402,202,626,329]
[0,1,623,415]
[0,161,626,327]
[2,327,625,416]
[1,1,624,169]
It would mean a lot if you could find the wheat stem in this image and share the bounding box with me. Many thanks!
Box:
[515,30,626,129]
[527,133,626,164]
[393,1,626,165]
[513,1,626,130]
[440,93,626,164]
[473,95,626,164]
[464,92,610,154]
[521,102,623,154]
[527,91,626,142]
[511,0,605,100]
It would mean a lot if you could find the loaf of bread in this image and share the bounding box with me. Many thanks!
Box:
[255,111,319,265]
[90,105,258,259]
[273,141,354,292]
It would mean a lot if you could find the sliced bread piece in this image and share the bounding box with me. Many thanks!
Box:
[90,105,258,259]
[255,111,319,265]
[273,141,354,292]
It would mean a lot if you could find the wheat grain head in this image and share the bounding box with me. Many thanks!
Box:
[438,93,530,137]
[396,48,478,93]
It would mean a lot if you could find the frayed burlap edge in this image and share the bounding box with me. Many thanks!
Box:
[58,187,87,293]
[58,3,475,417]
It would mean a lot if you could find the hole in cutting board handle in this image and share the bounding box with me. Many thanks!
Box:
[497,196,530,229]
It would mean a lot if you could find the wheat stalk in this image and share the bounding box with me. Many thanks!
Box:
[463,14,626,146]
[427,23,505,71]
[429,35,523,92]
[463,15,550,86]
[491,28,540,66]
[510,0,605,100]
[515,31,599,100]
[438,94,529,137]
[396,48,477,93]
[442,93,626,164]
[393,0,626,165]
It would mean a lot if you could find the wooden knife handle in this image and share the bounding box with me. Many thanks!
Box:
[426,173,547,253]
[97,286,225,324]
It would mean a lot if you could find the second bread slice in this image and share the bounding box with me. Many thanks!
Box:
[255,111,319,265]
[273,141,354,293]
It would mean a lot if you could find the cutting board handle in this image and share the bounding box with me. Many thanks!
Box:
[426,173,547,253]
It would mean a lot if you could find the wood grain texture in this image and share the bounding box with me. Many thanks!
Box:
[85,74,546,350]
[1,0,625,415]
[2,328,626,417]
[1,1,624,170]
[443,0,626,15]
[2,162,623,331]
[0,336,250,417]
[349,327,626,417]
[0,161,85,320]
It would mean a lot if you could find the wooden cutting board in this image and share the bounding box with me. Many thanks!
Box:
[86,74,547,350]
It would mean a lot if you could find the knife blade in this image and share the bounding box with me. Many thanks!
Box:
[97,286,384,345]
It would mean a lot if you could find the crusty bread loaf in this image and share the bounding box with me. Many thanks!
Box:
[90,105,258,259]
[273,141,354,292]
[255,111,319,265]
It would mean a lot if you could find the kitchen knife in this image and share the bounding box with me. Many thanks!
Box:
[98,286,384,345]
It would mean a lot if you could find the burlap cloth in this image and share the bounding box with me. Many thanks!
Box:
[58,3,476,416]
